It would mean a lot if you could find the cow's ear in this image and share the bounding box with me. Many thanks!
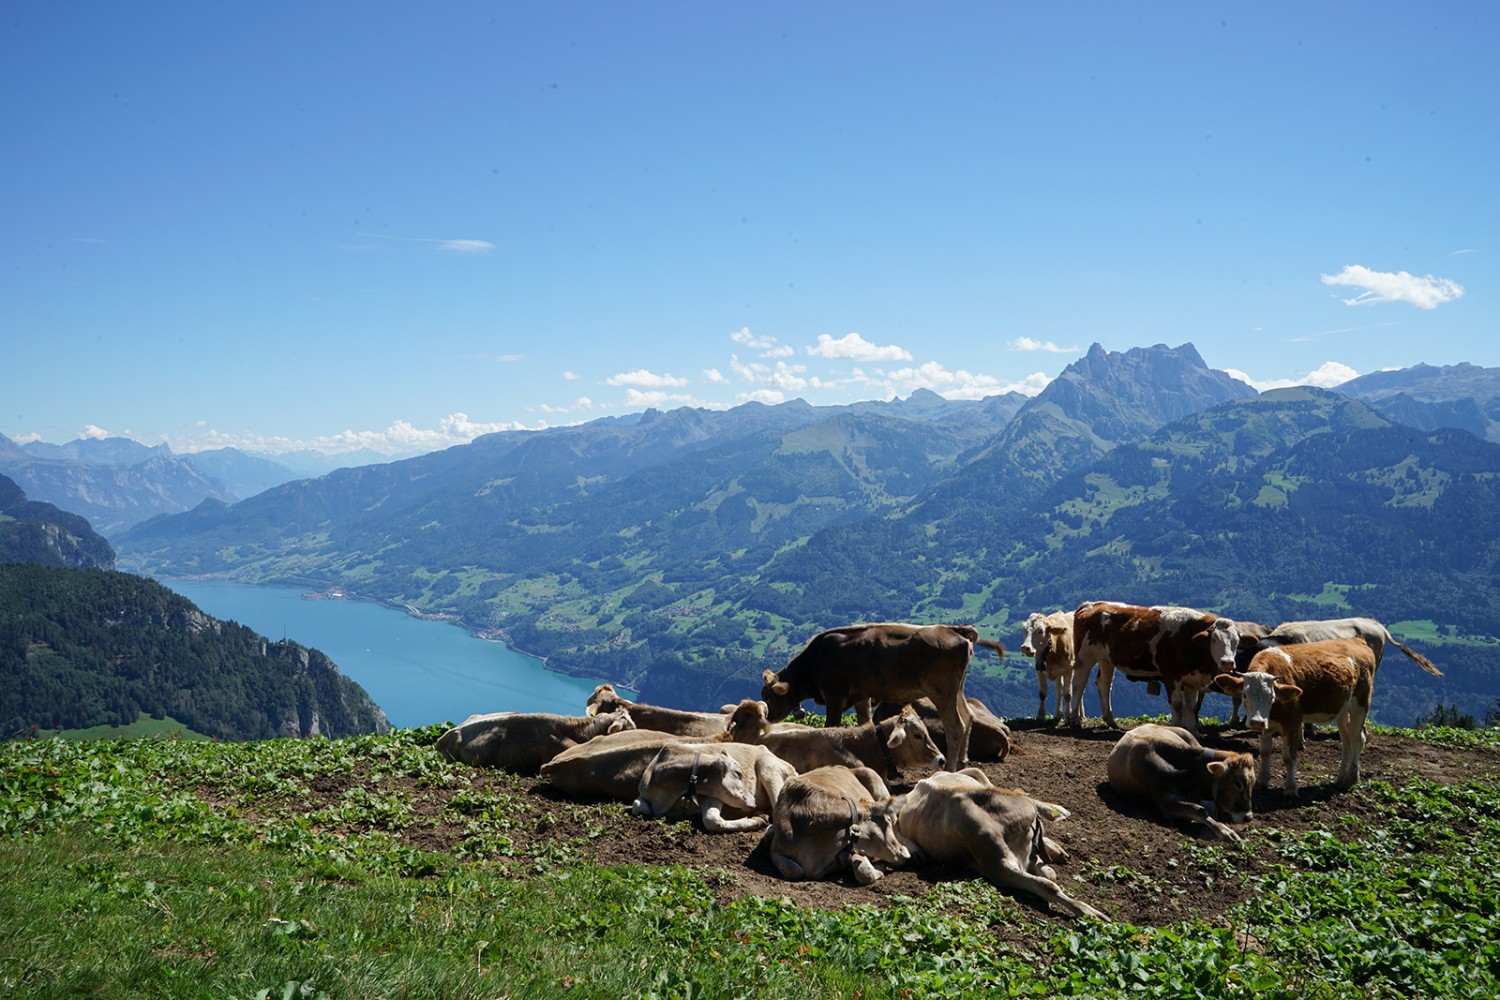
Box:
[1206,760,1228,777]
[761,669,777,686]
[1190,629,1210,645]
[1214,673,1243,694]
[1273,682,1302,703]
[886,725,907,748]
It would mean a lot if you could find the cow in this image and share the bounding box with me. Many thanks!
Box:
[756,705,946,778]
[890,768,1107,920]
[721,699,813,744]
[872,697,1012,761]
[1105,723,1257,842]
[435,707,636,773]
[1021,610,1076,722]
[540,729,707,800]
[1069,602,1246,732]
[584,684,730,737]
[769,765,910,885]
[631,742,798,832]
[1214,636,1379,798]
[1259,617,1441,678]
[760,622,1004,772]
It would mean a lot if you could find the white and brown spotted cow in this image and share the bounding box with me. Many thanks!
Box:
[1105,723,1257,842]
[1022,610,1076,722]
[1069,602,1246,732]
[1215,636,1379,798]
[761,623,1004,772]
[584,684,731,737]
[631,742,797,832]
[435,707,636,774]
[769,765,910,885]
[891,768,1107,920]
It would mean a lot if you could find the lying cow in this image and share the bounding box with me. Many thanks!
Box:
[540,729,703,800]
[632,742,797,832]
[761,622,1004,772]
[769,765,909,885]
[891,768,1107,920]
[435,707,636,773]
[1105,723,1256,842]
[1022,610,1075,722]
[585,683,730,737]
[1214,636,1378,798]
[757,705,945,778]
[872,697,1011,761]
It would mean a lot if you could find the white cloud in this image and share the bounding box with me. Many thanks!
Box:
[1320,264,1464,309]
[730,327,780,351]
[1010,337,1079,354]
[1003,371,1053,396]
[79,424,111,440]
[605,369,689,389]
[736,389,786,405]
[165,412,533,459]
[807,332,913,362]
[562,370,580,380]
[1226,361,1361,392]
[437,239,494,254]
[702,368,729,384]
[621,389,702,409]
[870,361,1005,400]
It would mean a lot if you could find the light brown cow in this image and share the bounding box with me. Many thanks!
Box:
[761,622,1004,772]
[1215,636,1379,798]
[769,765,910,885]
[872,697,1012,761]
[435,707,636,773]
[1105,723,1257,842]
[1070,602,1248,733]
[540,729,707,800]
[891,768,1107,920]
[1021,610,1075,721]
[631,742,798,832]
[584,684,730,737]
[757,706,946,778]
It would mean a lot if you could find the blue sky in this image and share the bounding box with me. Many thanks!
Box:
[4,3,1495,459]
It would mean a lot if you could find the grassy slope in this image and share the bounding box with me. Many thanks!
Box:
[2,726,1498,999]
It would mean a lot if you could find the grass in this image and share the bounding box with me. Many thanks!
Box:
[3,726,1499,998]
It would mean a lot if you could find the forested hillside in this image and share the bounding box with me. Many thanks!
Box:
[0,473,114,570]
[0,564,389,740]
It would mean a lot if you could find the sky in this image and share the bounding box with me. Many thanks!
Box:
[3,2,1496,460]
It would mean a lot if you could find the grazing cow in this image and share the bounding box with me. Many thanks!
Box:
[585,684,730,737]
[761,622,1004,772]
[1021,610,1076,721]
[891,768,1107,920]
[757,705,946,778]
[872,697,1012,761]
[632,742,798,832]
[1069,602,1246,732]
[1214,637,1379,798]
[1105,723,1257,842]
[769,765,910,885]
[435,708,636,773]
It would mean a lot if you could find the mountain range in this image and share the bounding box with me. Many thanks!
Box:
[107,343,1500,727]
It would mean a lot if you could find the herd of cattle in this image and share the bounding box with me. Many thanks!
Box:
[436,605,1441,921]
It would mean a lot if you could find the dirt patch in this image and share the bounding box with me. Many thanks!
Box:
[289,722,1498,928]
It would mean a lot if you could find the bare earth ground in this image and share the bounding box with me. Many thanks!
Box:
[313,722,1498,930]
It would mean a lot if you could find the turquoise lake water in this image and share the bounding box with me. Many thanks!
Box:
[159,578,606,729]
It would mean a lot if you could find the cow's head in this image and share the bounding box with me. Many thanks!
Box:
[632,748,758,820]
[1214,671,1301,732]
[1195,618,1241,672]
[723,699,772,744]
[585,683,623,717]
[880,706,946,772]
[846,797,911,884]
[592,707,636,736]
[1204,750,1257,824]
[760,669,802,722]
[1020,612,1047,658]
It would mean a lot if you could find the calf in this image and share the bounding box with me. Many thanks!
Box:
[873,697,1012,761]
[1105,723,1256,842]
[761,622,1004,772]
[891,768,1106,920]
[1021,610,1075,722]
[769,765,910,885]
[757,705,945,778]
[1215,636,1378,798]
[585,684,730,737]
[435,707,636,774]
[632,742,797,832]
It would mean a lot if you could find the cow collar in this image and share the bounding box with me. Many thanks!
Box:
[682,751,704,803]
[842,797,859,847]
[878,722,900,777]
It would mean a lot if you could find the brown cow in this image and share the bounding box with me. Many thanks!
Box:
[761,622,1004,772]
[584,684,730,737]
[1069,602,1246,732]
[435,707,636,773]
[1021,610,1075,722]
[891,768,1107,920]
[1105,723,1257,842]
[539,729,708,800]
[769,765,910,885]
[1215,636,1379,798]
[631,742,797,832]
[872,697,1012,761]
[757,706,945,778]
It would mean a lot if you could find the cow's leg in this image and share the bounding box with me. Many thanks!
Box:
[1095,661,1119,728]
[1337,705,1367,788]
[1158,794,1243,842]
[853,699,873,725]
[974,836,1108,920]
[1066,658,1092,727]
[823,696,850,728]
[937,692,973,772]
[1256,730,1275,788]
[698,798,769,833]
[848,851,885,885]
[1056,672,1071,724]
[1036,668,1048,720]
[1281,720,1305,797]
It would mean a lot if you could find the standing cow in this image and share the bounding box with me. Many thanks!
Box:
[760,622,1003,772]
[1021,610,1076,722]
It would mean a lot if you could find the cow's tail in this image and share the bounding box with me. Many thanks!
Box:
[973,638,1006,657]
[1385,629,1442,676]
